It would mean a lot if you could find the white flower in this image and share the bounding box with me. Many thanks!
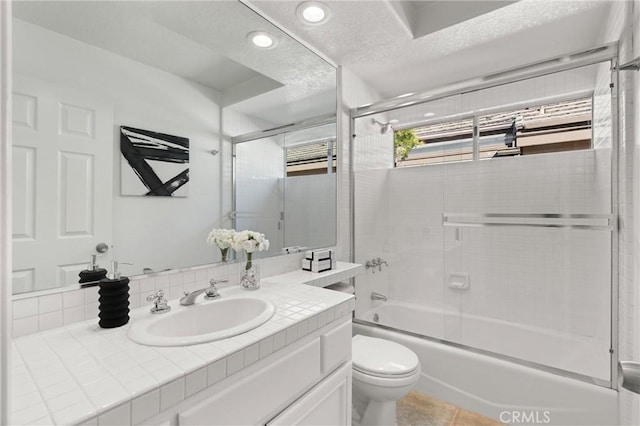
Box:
[232,230,269,254]
[207,228,235,250]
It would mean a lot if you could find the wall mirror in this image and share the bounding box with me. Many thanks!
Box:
[232,119,337,257]
[11,0,337,295]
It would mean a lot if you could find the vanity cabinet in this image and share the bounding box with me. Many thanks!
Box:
[146,318,352,426]
[267,362,351,426]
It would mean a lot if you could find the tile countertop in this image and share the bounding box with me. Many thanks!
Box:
[10,265,361,425]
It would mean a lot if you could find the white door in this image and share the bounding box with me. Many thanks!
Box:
[12,74,114,294]
[267,362,352,426]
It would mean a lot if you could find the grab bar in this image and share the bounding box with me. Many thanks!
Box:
[443,213,612,231]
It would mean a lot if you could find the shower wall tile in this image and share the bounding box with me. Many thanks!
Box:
[284,174,337,251]
[353,169,390,315]
[354,146,612,379]
[338,67,385,261]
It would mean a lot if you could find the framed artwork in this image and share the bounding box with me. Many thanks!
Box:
[120,126,189,197]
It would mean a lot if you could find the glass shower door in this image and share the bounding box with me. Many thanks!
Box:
[234,134,285,256]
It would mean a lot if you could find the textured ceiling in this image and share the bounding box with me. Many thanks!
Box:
[251,0,614,98]
[13,1,337,126]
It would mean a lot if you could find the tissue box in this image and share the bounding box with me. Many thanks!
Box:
[301,258,335,273]
[305,249,334,261]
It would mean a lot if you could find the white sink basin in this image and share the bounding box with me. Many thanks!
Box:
[128,297,276,346]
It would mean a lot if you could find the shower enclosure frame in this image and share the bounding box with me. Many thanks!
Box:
[349,43,621,389]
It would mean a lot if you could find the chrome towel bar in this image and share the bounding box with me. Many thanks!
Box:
[443,212,612,231]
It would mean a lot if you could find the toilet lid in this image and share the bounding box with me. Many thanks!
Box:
[352,335,419,377]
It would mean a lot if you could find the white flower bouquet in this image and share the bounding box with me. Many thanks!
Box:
[207,228,236,262]
[231,230,270,269]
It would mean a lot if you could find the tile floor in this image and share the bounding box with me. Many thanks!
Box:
[397,391,503,426]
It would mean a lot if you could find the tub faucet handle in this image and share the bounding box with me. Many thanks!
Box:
[375,257,388,271]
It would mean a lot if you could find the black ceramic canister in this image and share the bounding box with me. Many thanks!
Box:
[98,262,130,328]
[79,255,107,284]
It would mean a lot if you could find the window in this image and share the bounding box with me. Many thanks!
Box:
[395,97,592,167]
[286,139,337,176]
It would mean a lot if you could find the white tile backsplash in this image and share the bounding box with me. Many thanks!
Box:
[11,252,316,337]
[63,289,84,309]
[38,293,62,314]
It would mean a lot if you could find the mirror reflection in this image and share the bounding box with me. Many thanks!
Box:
[11,1,337,295]
[233,120,337,257]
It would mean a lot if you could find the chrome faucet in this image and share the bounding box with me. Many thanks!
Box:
[374,257,388,271]
[179,279,226,306]
[371,292,388,302]
[365,257,389,273]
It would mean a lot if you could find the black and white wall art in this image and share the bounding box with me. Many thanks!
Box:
[120,126,190,197]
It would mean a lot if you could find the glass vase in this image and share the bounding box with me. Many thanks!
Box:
[240,252,260,290]
[219,247,229,263]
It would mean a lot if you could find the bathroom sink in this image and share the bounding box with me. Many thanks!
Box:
[128,297,275,346]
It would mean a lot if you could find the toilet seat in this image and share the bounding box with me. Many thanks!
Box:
[352,335,419,378]
[353,364,418,379]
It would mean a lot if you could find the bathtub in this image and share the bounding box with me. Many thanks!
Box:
[354,302,618,426]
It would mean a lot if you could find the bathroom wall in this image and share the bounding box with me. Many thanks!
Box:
[13,19,224,277]
[611,0,640,423]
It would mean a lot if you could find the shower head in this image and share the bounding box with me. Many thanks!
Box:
[371,118,396,135]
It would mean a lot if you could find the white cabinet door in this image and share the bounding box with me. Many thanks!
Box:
[12,75,114,293]
[179,339,322,426]
[268,362,352,426]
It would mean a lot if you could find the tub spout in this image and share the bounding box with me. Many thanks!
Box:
[371,292,388,302]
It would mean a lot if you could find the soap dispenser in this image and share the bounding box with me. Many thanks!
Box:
[78,254,107,284]
[98,261,131,328]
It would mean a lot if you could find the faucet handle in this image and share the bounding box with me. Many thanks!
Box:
[147,290,171,314]
[375,257,389,266]
[205,279,223,300]
[146,289,164,302]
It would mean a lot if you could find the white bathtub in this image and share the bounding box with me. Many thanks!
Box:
[354,302,618,426]
[358,301,611,381]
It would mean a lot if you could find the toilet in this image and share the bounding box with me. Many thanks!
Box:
[351,334,421,426]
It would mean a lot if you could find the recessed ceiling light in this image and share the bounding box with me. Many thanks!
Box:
[248,31,277,49]
[297,1,332,25]
[423,112,435,117]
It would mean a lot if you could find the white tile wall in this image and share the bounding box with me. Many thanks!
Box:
[336,67,385,261]
[284,173,337,250]
[11,252,312,338]
[353,74,614,380]
[235,137,285,257]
